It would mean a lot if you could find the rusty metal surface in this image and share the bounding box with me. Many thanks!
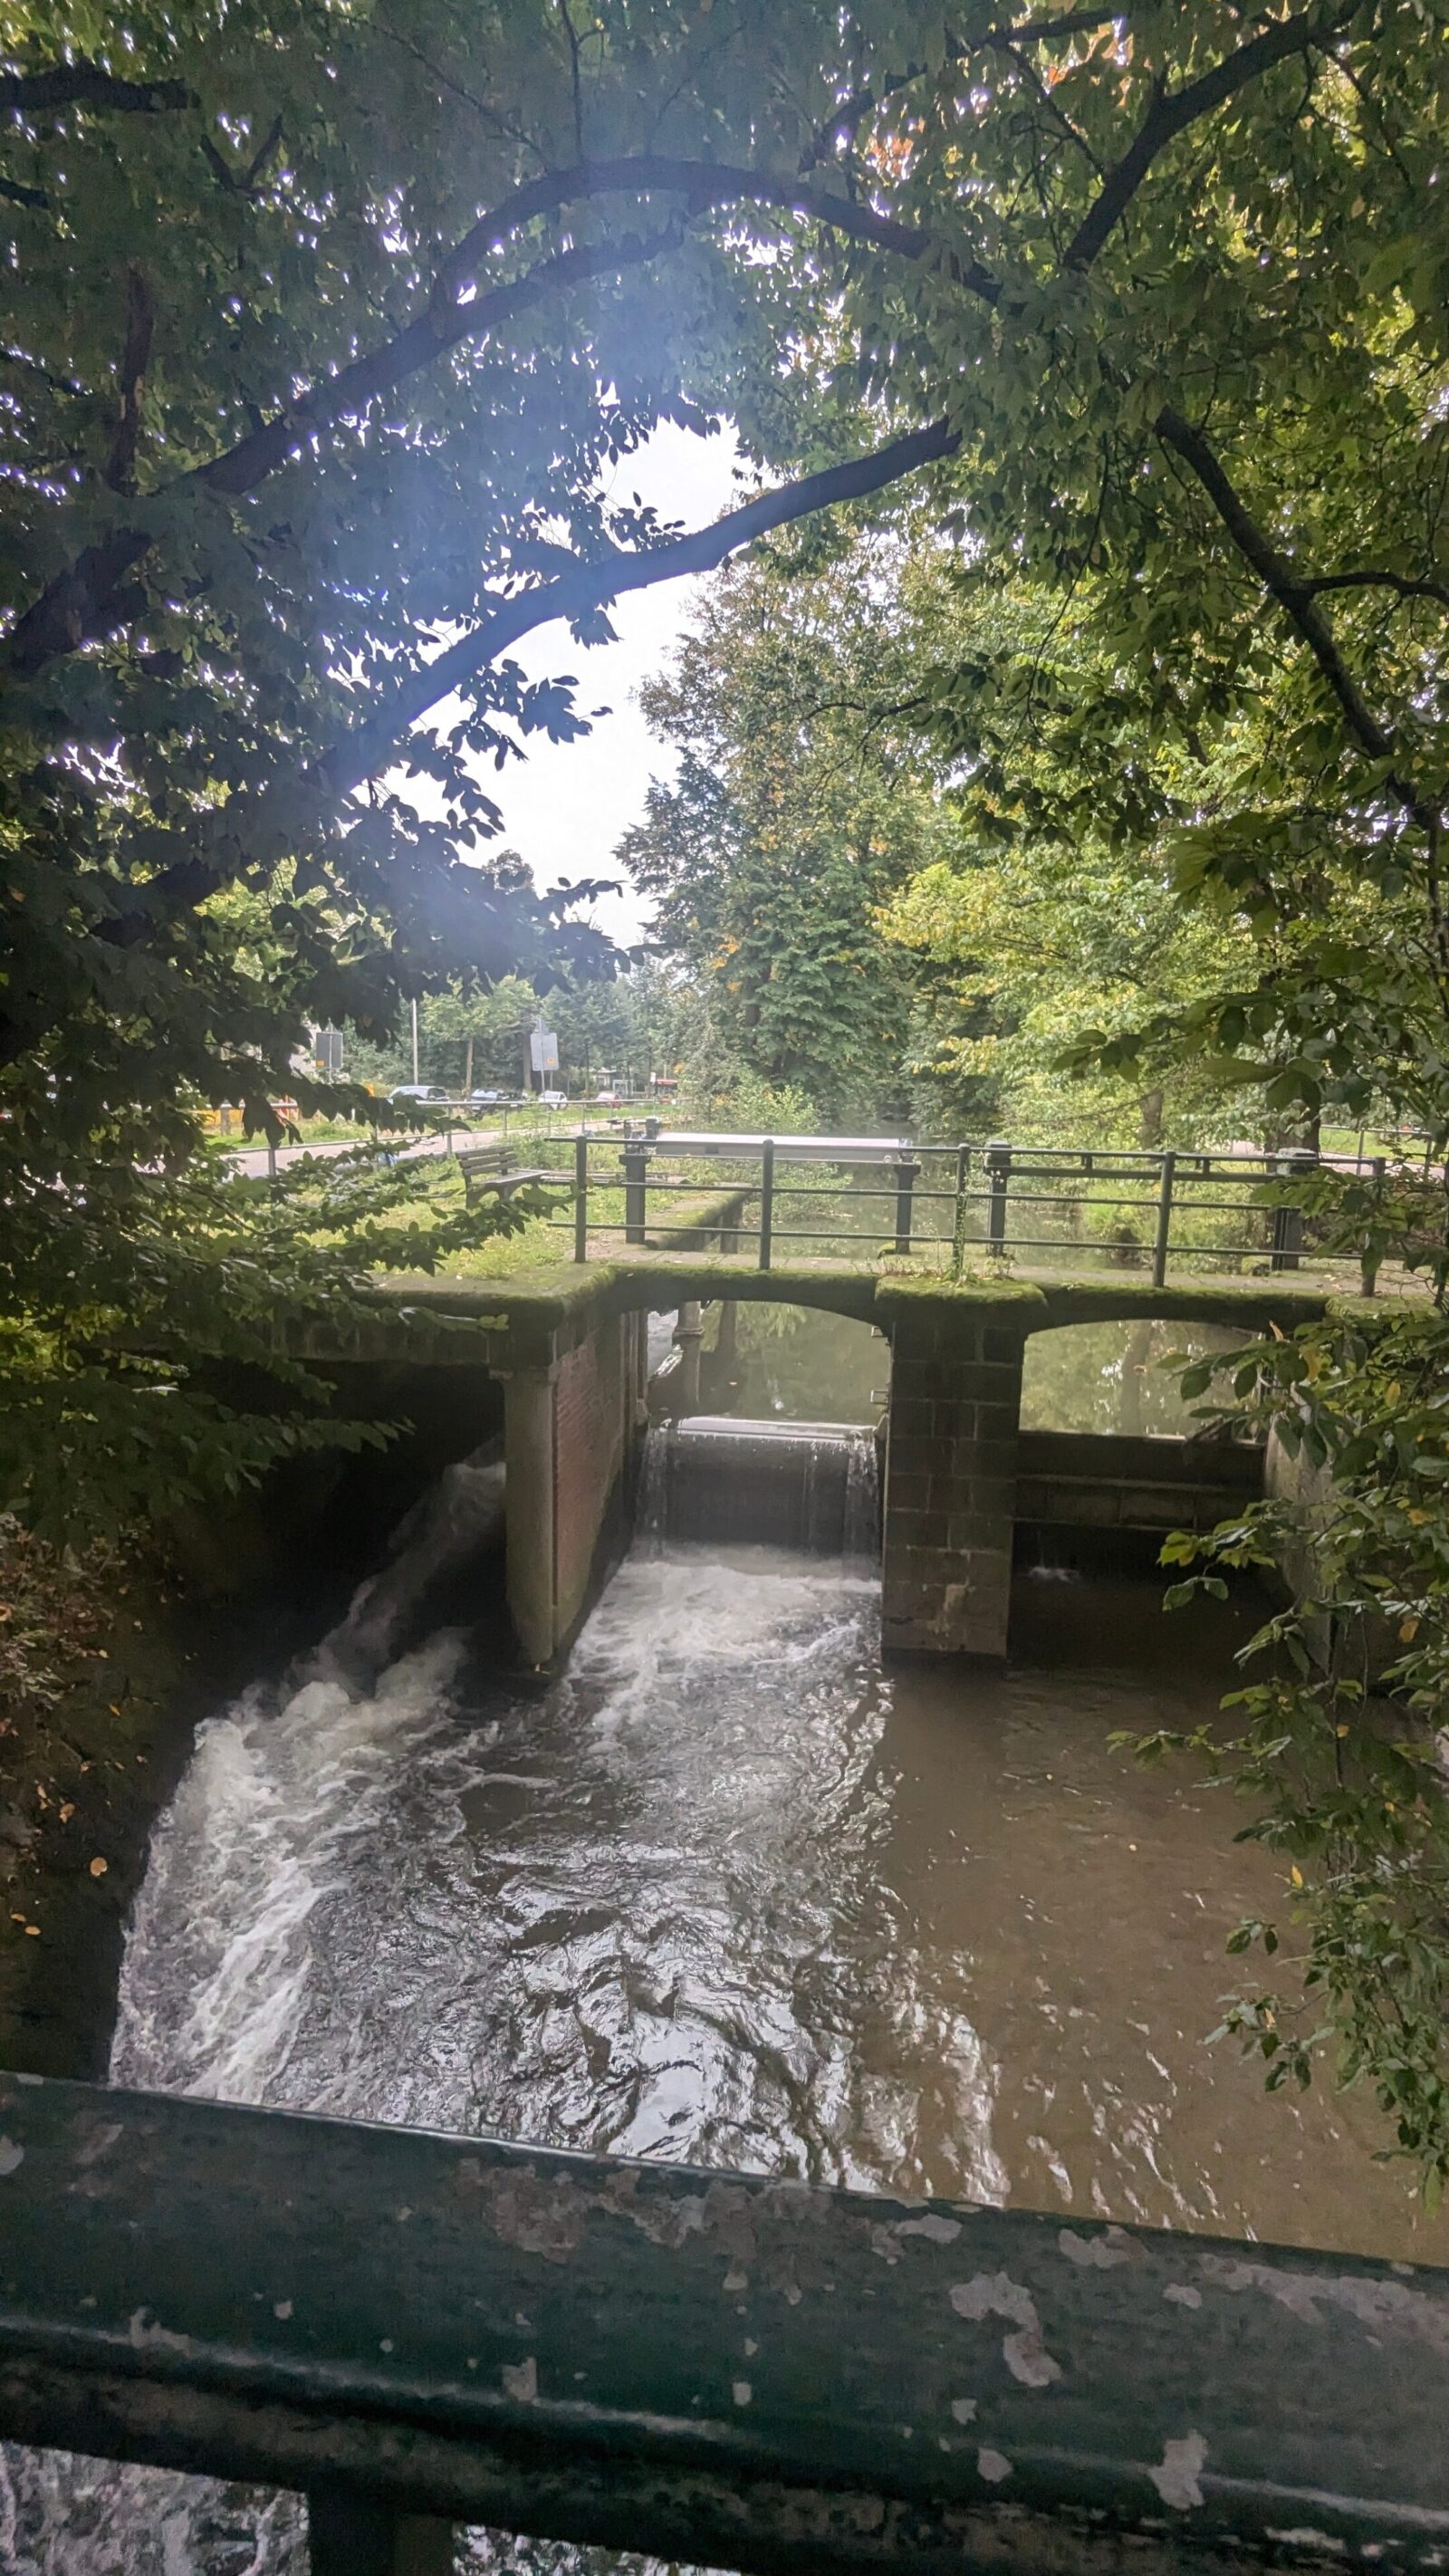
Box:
[0,2075,1444,2571]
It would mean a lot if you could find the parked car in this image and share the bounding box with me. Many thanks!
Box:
[538,1088,568,1109]
[469,1087,510,1106]
[389,1084,449,1106]
[593,1089,623,1107]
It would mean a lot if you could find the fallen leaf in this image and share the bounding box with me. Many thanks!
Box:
[58,1803,74,1823]
[24,1925,39,1937]
[89,1857,108,1879]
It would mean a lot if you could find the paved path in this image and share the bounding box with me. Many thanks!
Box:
[222,1125,506,1178]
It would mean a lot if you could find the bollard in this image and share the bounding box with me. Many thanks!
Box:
[622,1137,651,1245]
[986,1138,1012,1256]
[1271,1144,1317,1272]
[892,1150,921,1257]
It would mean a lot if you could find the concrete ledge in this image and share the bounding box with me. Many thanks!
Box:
[354,1267,1333,1354]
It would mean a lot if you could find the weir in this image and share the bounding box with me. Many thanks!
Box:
[312,1268,1307,1667]
[640,1417,880,1557]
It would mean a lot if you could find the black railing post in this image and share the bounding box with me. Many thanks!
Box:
[574,1132,589,1263]
[986,1137,1012,1256]
[952,1142,972,1277]
[1362,1152,1387,1298]
[759,1136,775,1271]
[1271,1144,1317,1272]
[308,2491,456,2575]
[622,1138,650,1245]
[892,1149,921,1256]
[1152,1148,1177,1289]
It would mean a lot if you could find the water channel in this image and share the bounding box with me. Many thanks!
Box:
[5,1311,1444,2572]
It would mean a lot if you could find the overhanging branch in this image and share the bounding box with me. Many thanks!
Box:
[325,416,959,793]
[100,419,958,947]
[0,62,193,115]
[1154,401,1439,835]
[1065,0,1362,269]
[1,161,947,687]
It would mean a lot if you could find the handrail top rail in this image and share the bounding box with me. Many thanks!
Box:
[1,2071,1447,2571]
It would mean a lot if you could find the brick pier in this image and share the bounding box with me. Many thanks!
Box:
[878,1281,1036,1659]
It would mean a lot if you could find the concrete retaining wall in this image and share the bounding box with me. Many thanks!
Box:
[1016,1429,1262,1534]
[499,1306,645,1670]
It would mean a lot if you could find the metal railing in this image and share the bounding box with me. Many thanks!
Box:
[4,2070,1447,2575]
[463,1128,1389,1291]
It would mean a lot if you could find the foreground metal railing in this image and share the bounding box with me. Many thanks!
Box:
[2,2071,1446,2575]
[442,1125,1388,1290]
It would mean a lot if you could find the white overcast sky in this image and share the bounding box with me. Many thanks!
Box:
[409,420,743,948]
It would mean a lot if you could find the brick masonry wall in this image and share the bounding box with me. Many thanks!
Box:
[881,1308,1025,1658]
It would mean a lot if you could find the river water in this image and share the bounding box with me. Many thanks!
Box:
[5,1322,1443,2571]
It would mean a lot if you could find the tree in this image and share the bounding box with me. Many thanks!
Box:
[0,2,964,1522]
[622,539,945,1120]
[7,0,1449,2176]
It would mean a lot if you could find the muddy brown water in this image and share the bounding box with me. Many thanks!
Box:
[4,1319,1441,2572]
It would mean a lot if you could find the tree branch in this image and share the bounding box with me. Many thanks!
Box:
[100,420,958,945]
[801,12,1121,166]
[0,62,193,116]
[1065,1,1360,270]
[2,159,950,687]
[1154,401,1438,833]
[430,155,951,308]
[104,265,155,495]
[1304,569,1449,611]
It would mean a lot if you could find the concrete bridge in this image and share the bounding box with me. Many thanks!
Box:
[293,1258,1332,1668]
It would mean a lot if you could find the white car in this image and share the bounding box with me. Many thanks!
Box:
[538,1088,568,1109]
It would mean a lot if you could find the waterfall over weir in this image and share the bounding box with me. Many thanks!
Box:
[638,1417,880,1562]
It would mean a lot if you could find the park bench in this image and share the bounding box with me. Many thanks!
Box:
[456,1145,567,1208]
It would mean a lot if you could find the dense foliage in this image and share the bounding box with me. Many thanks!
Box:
[620,544,943,1122]
[6,0,1449,2178]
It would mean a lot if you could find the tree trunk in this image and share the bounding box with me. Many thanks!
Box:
[464,1033,474,1099]
[1138,1086,1164,1149]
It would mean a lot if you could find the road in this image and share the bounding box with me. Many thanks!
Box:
[222,1125,506,1179]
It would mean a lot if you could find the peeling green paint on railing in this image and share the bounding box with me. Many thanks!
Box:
[0,2076,1444,2574]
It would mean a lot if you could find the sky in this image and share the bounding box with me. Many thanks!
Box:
[415,420,743,949]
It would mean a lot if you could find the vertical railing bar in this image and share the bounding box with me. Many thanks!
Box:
[952,1142,971,1279]
[759,1137,774,1271]
[1152,1148,1176,1288]
[987,1138,1011,1257]
[893,1149,920,1257]
[308,2489,456,2576]
[574,1132,589,1263]
[1362,1152,1387,1298]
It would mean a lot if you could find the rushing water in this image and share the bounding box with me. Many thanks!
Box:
[5,1322,1444,2571]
